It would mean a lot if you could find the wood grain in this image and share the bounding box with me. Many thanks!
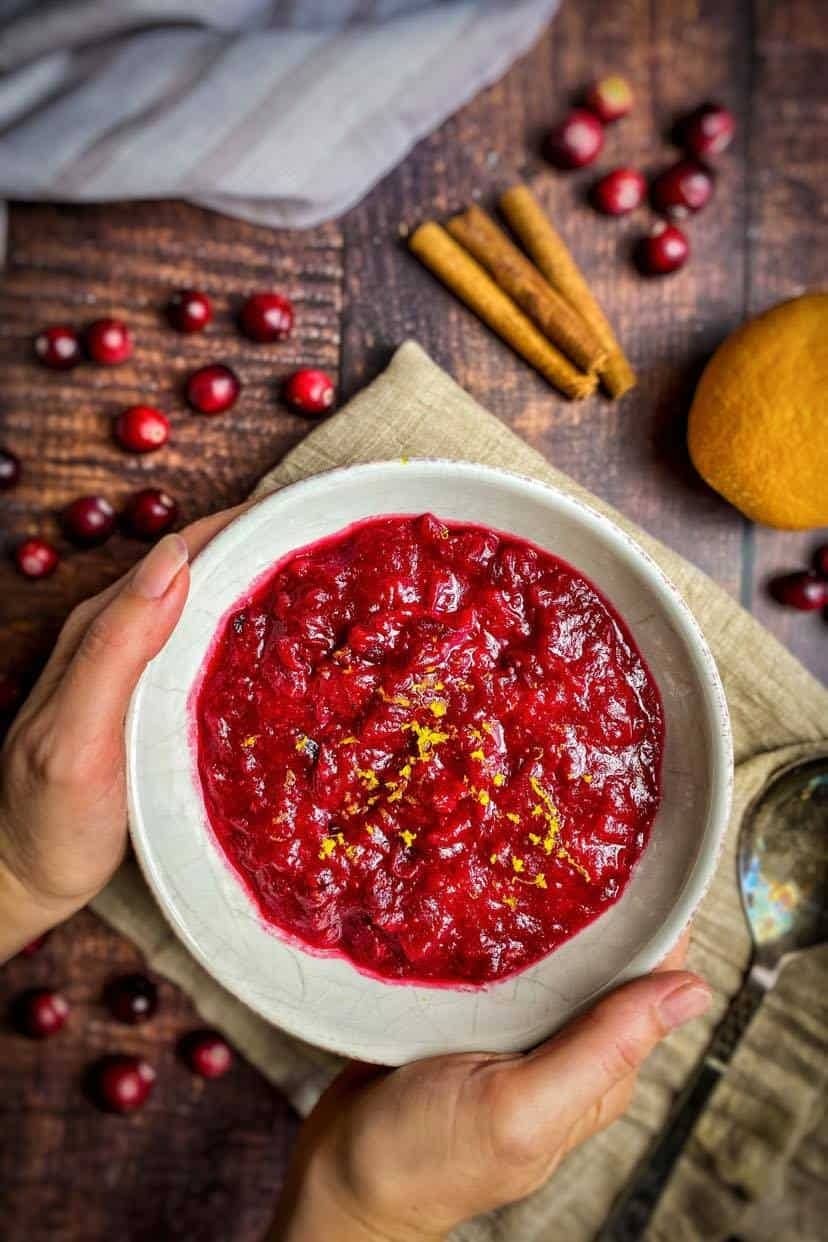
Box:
[0,202,342,684]
[0,913,300,1242]
[741,0,828,672]
[342,0,753,596]
[0,1,825,1238]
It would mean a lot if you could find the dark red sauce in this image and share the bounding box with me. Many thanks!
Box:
[194,515,663,986]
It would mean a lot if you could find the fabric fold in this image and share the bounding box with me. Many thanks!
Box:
[0,0,560,231]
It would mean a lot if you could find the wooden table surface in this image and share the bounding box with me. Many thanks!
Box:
[1,2,825,1238]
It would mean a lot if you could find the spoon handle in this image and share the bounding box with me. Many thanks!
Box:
[597,964,771,1241]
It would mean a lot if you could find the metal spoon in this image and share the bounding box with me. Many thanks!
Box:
[600,754,828,1241]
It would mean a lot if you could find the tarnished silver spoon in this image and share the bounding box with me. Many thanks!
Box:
[600,755,828,1241]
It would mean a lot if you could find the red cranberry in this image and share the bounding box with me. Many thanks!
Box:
[186,363,241,415]
[239,292,295,343]
[584,75,633,123]
[637,222,689,275]
[167,288,213,334]
[651,159,714,218]
[683,103,735,158]
[104,973,158,1024]
[123,488,178,539]
[591,167,646,215]
[545,109,605,169]
[283,368,335,416]
[115,405,170,453]
[89,1054,155,1114]
[12,988,69,1038]
[19,933,50,957]
[85,318,133,365]
[0,448,21,490]
[15,538,59,579]
[813,545,828,579]
[179,1030,233,1079]
[769,571,828,612]
[63,495,116,546]
[34,325,82,371]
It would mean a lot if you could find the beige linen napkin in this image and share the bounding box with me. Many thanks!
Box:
[93,342,828,1241]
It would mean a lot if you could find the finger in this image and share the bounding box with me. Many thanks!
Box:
[557,940,695,1156]
[510,970,711,1140]
[20,502,251,717]
[50,534,190,753]
[656,928,691,973]
[54,502,248,666]
[23,574,135,713]
[180,501,252,560]
[562,1071,637,1155]
[46,502,248,676]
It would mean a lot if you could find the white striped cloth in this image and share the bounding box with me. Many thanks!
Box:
[0,0,559,234]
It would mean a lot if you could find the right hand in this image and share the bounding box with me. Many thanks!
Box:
[275,935,709,1242]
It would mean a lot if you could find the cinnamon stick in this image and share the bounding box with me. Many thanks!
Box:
[499,184,636,398]
[409,222,596,400]
[446,204,607,375]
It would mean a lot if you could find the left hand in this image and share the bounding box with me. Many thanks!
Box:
[0,506,245,959]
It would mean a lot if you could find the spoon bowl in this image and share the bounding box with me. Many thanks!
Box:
[739,756,828,969]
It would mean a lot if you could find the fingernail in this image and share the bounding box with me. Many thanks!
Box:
[132,534,189,600]
[658,982,712,1030]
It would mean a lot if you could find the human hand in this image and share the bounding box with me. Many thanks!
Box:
[274,935,708,1242]
[0,505,246,960]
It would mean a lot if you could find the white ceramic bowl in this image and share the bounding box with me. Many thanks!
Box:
[127,461,732,1064]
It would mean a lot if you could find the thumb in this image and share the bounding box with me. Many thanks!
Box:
[52,534,190,750]
[511,970,711,1136]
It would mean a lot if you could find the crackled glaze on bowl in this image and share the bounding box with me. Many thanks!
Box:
[126,461,732,1065]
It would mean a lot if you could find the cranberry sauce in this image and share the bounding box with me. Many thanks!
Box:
[194,515,663,986]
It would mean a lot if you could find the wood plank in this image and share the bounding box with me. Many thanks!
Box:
[0,911,299,1242]
[1,201,337,1239]
[0,1,825,1237]
[0,201,342,685]
[742,0,828,678]
[341,0,750,600]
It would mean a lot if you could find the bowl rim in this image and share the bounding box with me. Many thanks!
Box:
[126,458,733,1058]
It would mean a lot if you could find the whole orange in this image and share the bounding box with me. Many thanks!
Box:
[687,293,828,529]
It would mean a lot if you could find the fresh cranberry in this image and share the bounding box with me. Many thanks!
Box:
[651,159,714,218]
[104,973,158,1024]
[813,545,828,579]
[636,222,689,275]
[19,933,50,957]
[15,538,59,579]
[179,1029,233,1079]
[545,109,605,169]
[115,405,170,453]
[85,318,133,365]
[682,103,735,158]
[63,495,116,546]
[123,488,178,539]
[283,368,335,416]
[239,292,295,343]
[0,448,21,490]
[584,75,633,123]
[167,288,213,334]
[11,988,69,1038]
[34,325,82,371]
[89,1054,156,1114]
[769,571,828,612]
[186,364,241,415]
[591,167,646,215]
